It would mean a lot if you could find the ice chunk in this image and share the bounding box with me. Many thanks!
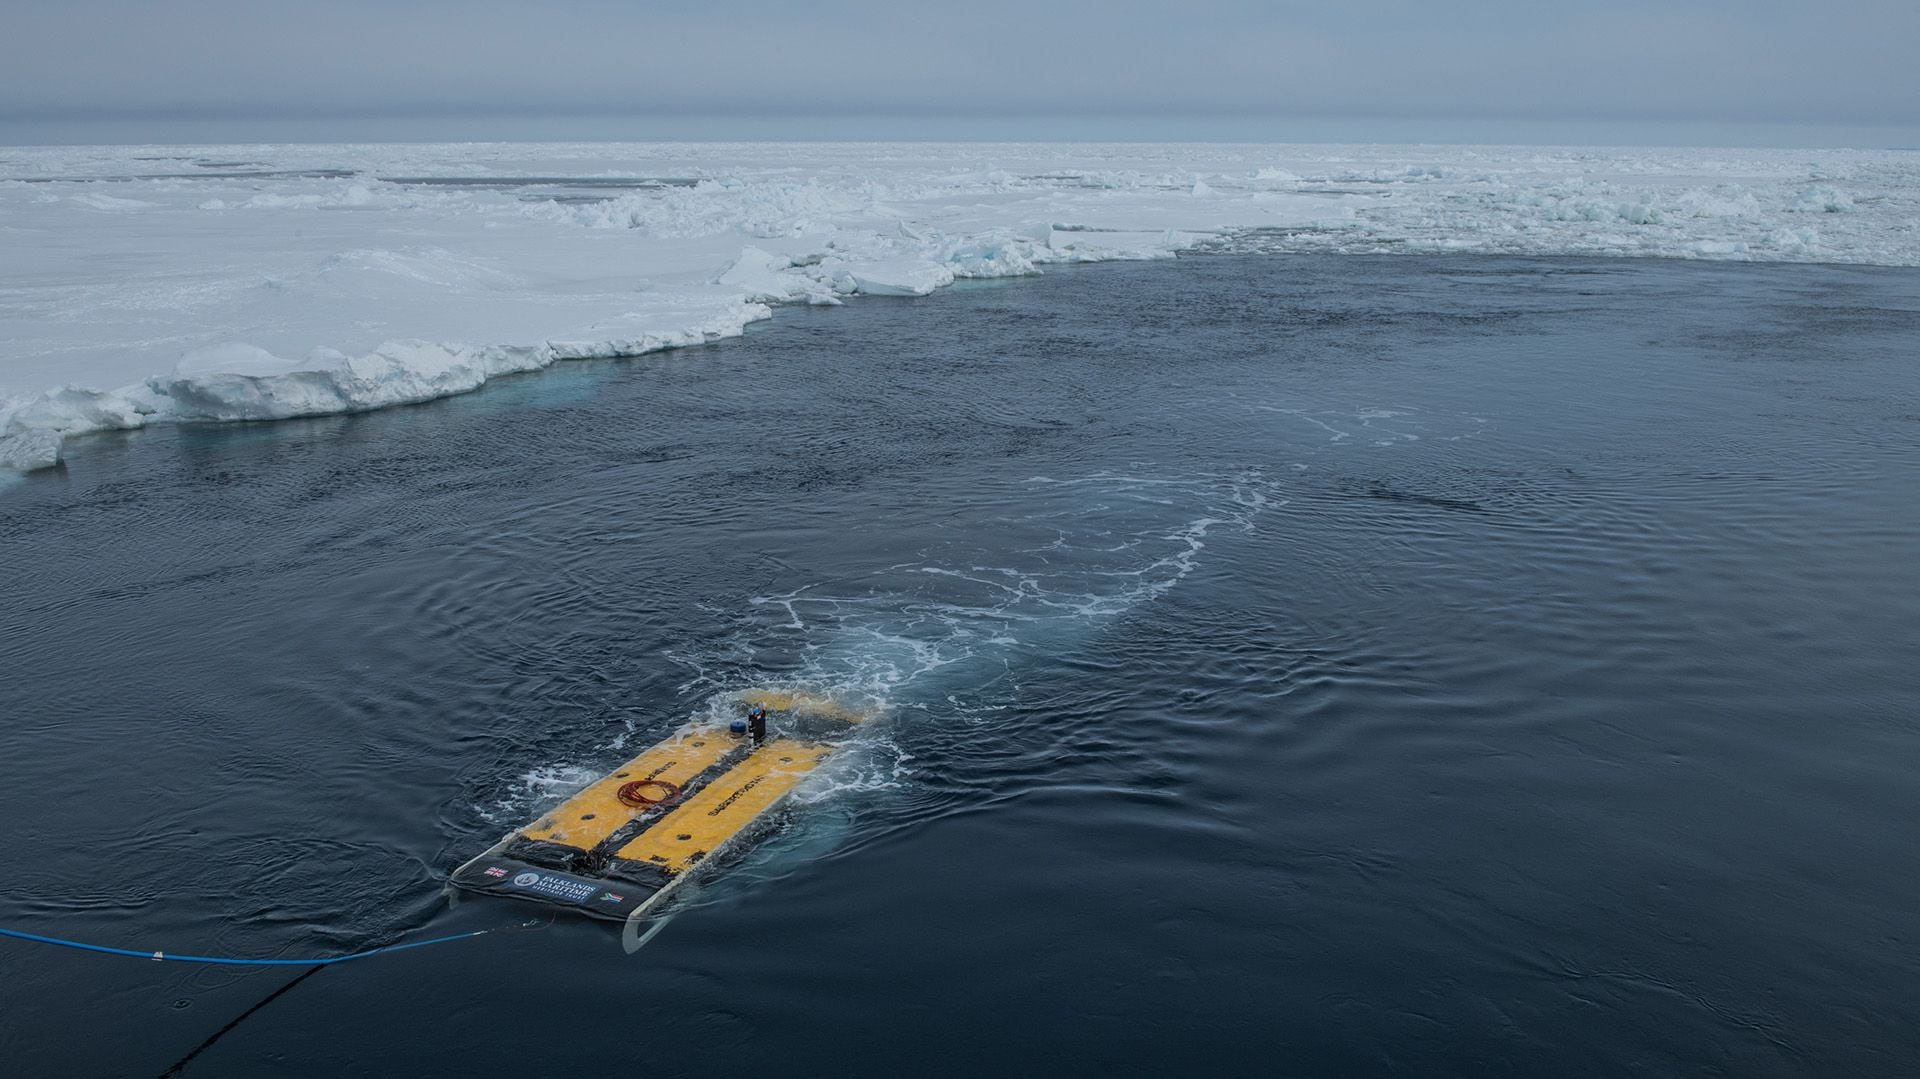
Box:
[7,385,156,434]
[1789,184,1854,213]
[844,259,955,297]
[73,193,157,211]
[0,421,63,472]
[942,234,1041,279]
[175,342,305,379]
[717,246,804,302]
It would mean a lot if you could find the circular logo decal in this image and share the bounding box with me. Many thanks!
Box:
[511,871,540,887]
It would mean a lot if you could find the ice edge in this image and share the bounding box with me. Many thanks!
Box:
[0,230,1160,475]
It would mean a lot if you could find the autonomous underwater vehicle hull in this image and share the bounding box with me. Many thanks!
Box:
[448,692,865,930]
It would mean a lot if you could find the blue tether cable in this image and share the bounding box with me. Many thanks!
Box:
[0,923,520,966]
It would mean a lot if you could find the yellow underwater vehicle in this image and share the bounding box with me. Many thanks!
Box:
[450,690,867,927]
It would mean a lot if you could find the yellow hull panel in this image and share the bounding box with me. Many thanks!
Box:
[520,733,735,851]
[614,738,833,874]
[739,690,868,724]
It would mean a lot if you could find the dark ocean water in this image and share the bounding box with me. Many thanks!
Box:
[3,255,1918,1076]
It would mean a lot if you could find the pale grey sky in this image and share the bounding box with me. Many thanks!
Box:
[4,1,1916,145]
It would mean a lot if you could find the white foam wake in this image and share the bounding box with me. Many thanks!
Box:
[668,468,1280,722]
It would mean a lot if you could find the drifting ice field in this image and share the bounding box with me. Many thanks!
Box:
[2,140,1916,471]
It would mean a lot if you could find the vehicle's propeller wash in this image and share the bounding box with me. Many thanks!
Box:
[450,691,868,925]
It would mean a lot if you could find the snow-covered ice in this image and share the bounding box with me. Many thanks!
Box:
[3,141,1917,472]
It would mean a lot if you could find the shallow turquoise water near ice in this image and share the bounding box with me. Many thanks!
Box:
[3,256,1919,1075]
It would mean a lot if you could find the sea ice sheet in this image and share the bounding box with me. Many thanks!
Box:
[3,141,1916,472]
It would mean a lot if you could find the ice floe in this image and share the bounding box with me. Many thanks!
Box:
[3,140,1917,473]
